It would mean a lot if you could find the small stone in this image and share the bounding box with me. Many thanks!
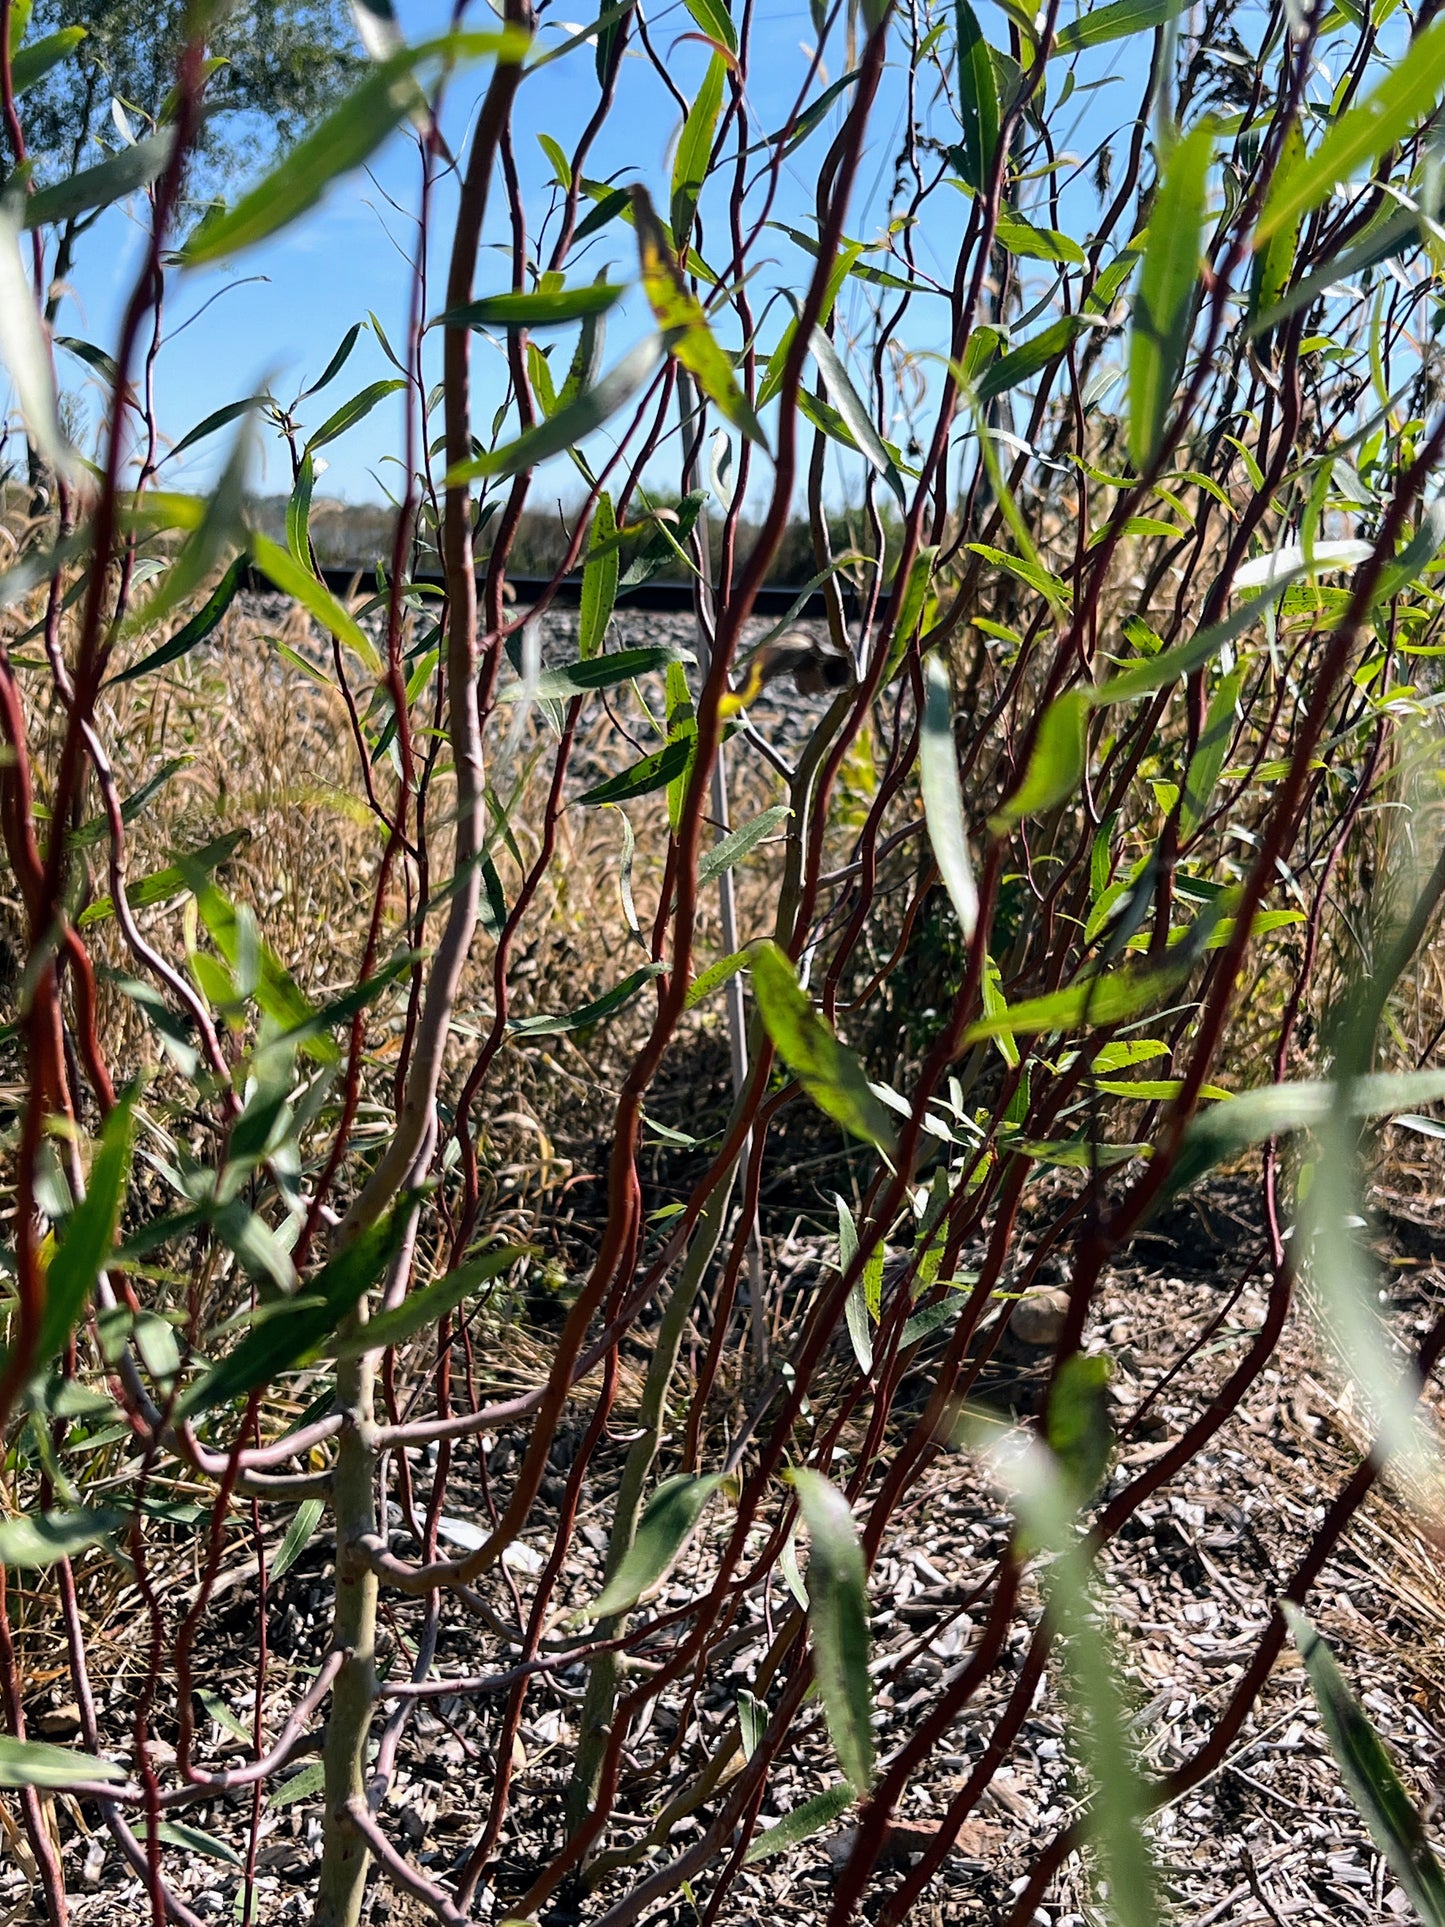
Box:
[1009,1287,1069,1348]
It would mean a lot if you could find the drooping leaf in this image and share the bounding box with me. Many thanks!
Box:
[1256,17,1445,246]
[750,943,897,1156]
[250,533,383,675]
[789,1470,874,1794]
[631,185,766,446]
[0,1507,125,1568]
[681,0,736,53]
[155,1822,244,1870]
[445,332,665,485]
[1129,121,1212,470]
[23,129,176,229]
[509,962,663,1035]
[974,314,1099,405]
[184,29,528,265]
[809,323,905,506]
[579,491,619,658]
[577,1473,730,1620]
[0,197,66,472]
[1046,1353,1113,1506]
[1248,122,1306,333]
[78,828,248,929]
[919,655,979,939]
[111,554,248,684]
[577,737,694,805]
[498,644,677,704]
[1178,665,1242,840]
[954,1,1000,193]
[989,689,1090,833]
[1287,1607,1445,1927]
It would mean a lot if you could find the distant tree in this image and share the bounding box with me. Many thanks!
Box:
[12,0,363,320]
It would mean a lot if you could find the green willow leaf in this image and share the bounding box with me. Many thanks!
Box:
[672,52,726,243]
[962,952,1191,1045]
[112,555,248,685]
[445,333,664,485]
[509,962,663,1035]
[789,1470,874,1794]
[919,655,979,939]
[336,1244,531,1355]
[177,1203,417,1417]
[974,314,1098,404]
[632,186,765,445]
[1256,17,1445,245]
[681,0,737,52]
[744,1783,855,1863]
[0,1735,124,1790]
[0,199,65,471]
[184,28,528,266]
[24,128,175,229]
[577,1473,730,1620]
[0,1507,125,1568]
[1178,665,1242,840]
[1248,122,1306,333]
[809,323,905,506]
[307,378,407,452]
[11,25,86,95]
[579,491,618,659]
[1129,121,1211,470]
[1054,0,1188,54]
[33,1093,135,1375]
[441,283,624,329]
[498,644,677,704]
[954,0,1000,193]
[250,533,382,674]
[1287,1607,1445,1927]
[577,736,693,805]
[994,210,1086,267]
[697,805,792,886]
[989,688,1090,833]
[750,942,897,1156]
[269,1498,324,1583]
[685,947,751,1009]
[78,828,248,929]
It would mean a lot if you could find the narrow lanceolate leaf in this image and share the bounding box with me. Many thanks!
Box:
[989,689,1090,834]
[1054,0,1188,54]
[744,1783,855,1862]
[1256,17,1445,245]
[177,1204,417,1417]
[509,962,663,1035]
[11,26,86,96]
[306,378,406,452]
[954,1,1000,193]
[498,644,677,703]
[1178,665,1242,841]
[335,1244,531,1355]
[1129,121,1212,471]
[184,29,527,265]
[250,534,382,675]
[578,491,618,659]
[578,1473,730,1620]
[672,52,727,243]
[1248,122,1305,333]
[0,1507,125,1568]
[112,554,247,684]
[974,313,1099,405]
[697,805,792,886]
[445,333,665,485]
[750,942,897,1157]
[980,1432,1159,1927]
[919,656,978,939]
[961,951,1189,1046]
[789,1471,874,1794]
[631,185,766,446]
[23,128,175,228]
[682,0,737,53]
[0,1737,124,1790]
[1287,1607,1445,1927]
[577,736,693,805]
[810,324,905,507]
[270,1499,325,1583]
[32,1094,135,1375]
[0,198,65,471]
[441,283,624,330]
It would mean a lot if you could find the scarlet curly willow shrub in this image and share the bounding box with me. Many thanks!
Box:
[5,0,1445,1922]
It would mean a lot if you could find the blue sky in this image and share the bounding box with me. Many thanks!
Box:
[20,0,1151,509]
